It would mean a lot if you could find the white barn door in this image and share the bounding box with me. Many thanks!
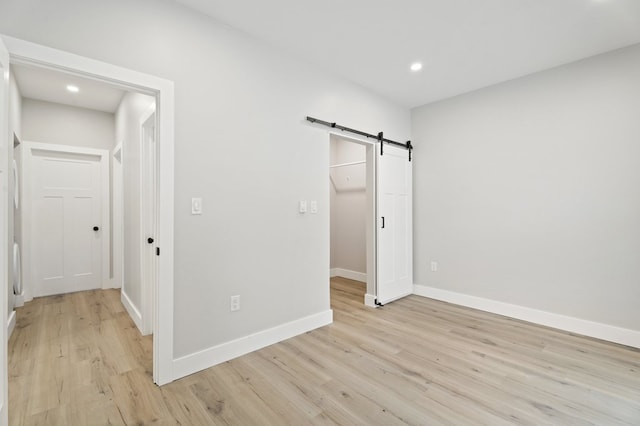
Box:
[376,144,413,304]
[24,144,108,298]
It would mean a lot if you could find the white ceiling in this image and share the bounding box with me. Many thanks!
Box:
[175,0,640,108]
[12,64,126,113]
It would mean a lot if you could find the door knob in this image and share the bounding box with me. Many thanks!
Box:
[93,226,99,231]
[147,237,154,244]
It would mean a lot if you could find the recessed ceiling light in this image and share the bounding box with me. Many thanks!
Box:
[410,62,423,72]
[66,85,79,93]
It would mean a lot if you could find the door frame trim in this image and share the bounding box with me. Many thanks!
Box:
[0,37,10,424]
[3,35,176,386]
[111,141,124,291]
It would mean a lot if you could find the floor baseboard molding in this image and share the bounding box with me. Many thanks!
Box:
[103,278,122,290]
[413,284,640,349]
[330,268,366,283]
[7,310,16,338]
[173,309,333,381]
[364,293,378,308]
[14,292,24,308]
[121,290,144,334]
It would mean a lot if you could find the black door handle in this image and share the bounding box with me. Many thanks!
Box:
[381,217,385,229]
[147,237,154,244]
[93,226,99,231]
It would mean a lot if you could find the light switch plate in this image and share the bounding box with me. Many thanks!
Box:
[192,197,203,215]
[310,200,318,214]
[230,295,240,312]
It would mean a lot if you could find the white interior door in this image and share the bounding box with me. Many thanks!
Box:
[30,147,106,297]
[376,144,413,304]
[0,36,11,426]
[141,108,157,335]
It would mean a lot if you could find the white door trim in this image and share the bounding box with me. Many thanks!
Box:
[2,34,176,386]
[21,142,110,298]
[111,141,124,290]
[0,35,10,426]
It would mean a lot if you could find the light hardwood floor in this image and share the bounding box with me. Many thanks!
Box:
[8,278,640,425]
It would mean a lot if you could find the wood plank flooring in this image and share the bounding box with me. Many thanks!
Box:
[8,278,640,425]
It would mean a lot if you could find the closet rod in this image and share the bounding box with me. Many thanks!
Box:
[329,160,365,169]
[306,116,413,160]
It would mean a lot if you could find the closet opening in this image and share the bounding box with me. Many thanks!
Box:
[329,133,377,307]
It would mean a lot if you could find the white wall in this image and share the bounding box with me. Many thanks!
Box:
[21,98,115,150]
[115,92,154,316]
[330,137,366,278]
[412,44,640,335]
[0,0,410,361]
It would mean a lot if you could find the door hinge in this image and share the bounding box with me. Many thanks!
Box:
[156,247,160,256]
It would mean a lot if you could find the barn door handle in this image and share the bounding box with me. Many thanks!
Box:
[381,217,385,229]
[93,226,99,231]
[147,237,154,244]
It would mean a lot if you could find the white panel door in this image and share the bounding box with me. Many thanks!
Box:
[0,36,10,425]
[376,144,413,304]
[32,149,103,297]
[141,108,157,335]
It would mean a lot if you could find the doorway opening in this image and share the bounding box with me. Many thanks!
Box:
[329,133,377,307]
[10,70,157,370]
[1,35,175,388]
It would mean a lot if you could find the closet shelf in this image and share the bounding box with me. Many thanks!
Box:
[329,160,365,169]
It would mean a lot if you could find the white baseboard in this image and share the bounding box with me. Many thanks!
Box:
[121,290,144,334]
[103,278,122,289]
[364,293,378,308]
[413,284,640,349]
[173,309,333,380]
[330,268,366,283]
[14,293,24,308]
[7,310,16,338]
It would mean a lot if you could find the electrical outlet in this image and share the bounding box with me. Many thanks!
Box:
[310,200,318,214]
[430,261,438,272]
[230,295,240,311]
